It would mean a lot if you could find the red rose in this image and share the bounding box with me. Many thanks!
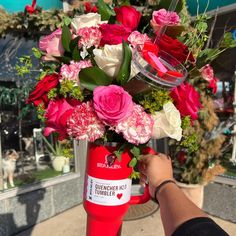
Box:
[84,2,97,13]
[99,23,131,46]
[170,82,202,120]
[114,6,141,31]
[158,34,195,64]
[208,77,218,94]
[177,151,186,165]
[27,73,59,107]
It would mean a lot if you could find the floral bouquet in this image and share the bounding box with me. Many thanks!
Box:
[25,0,235,178]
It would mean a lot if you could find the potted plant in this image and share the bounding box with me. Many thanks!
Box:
[167,4,236,207]
[169,98,226,208]
[41,135,73,172]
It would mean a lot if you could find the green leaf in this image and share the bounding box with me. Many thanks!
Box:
[63,16,72,26]
[114,151,122,161]
[32,47,42,58]
[196,48,220,69]
[196,22,208,32]
[116,41,132,85]
[69,36,81,52]
[98,0,116,21]
[72,46,81,61]
[54,56,71,64]
[129,157,137,168]
[79,67,113,90]
[130,170,140,179]
[108,15,117,24]
[130,146,141,157]
[220,32,236,48]
[62,25,72,52]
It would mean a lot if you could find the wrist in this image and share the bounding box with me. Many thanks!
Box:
[154,179,176,204]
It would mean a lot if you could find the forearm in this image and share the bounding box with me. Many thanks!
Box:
[156,182,207,236]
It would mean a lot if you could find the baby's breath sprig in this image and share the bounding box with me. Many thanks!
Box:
[59,80,84,101]
[137,89,172,114]
[37,103,46,121]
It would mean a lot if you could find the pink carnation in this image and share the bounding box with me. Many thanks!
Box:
[128,31,151,48]
[151,9,180,26]
[60,60,92,84]
[77,27,102,48]
[67,101,105,142]
[115,104,154,145]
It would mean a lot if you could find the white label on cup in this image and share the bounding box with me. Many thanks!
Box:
[85,175,132,206]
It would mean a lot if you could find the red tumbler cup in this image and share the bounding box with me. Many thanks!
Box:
[83,143,155,236]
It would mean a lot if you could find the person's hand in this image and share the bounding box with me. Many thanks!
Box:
[139,154,174,198]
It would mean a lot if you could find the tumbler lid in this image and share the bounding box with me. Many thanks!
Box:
[132,45,188,89]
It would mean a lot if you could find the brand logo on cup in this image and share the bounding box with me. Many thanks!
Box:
[96,154,121,169]
[105,154,116,167]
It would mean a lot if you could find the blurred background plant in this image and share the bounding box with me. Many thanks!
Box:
[165,1,236,184]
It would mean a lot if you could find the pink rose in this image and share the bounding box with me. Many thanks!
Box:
[39,29,64,61]
[151,9,180,33]
[170,82,202,120]
[151,9,180,26]
[44,98,79,140]
[200,64,214,82]
[99,24,131,46]
[200,64,218,94]
[128,31,151,48]
[114,6,142,31]
[93,85,134,125]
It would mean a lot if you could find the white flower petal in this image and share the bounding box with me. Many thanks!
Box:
[93,44,123,77]
[151,102,182,141]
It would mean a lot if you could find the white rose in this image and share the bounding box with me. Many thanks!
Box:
[151,102,182,141]
[71,13,103,32]
[93,44,123,77]
[93,44,140,78]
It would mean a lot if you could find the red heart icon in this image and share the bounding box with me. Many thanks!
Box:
[117,193,123,199]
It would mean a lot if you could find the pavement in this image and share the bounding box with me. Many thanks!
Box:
[17,203,236,236]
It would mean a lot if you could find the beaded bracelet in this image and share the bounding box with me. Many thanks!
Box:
[154,180,176,204]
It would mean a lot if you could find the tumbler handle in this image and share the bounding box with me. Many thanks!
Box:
[129,147,156,205]
[129,184,150,205]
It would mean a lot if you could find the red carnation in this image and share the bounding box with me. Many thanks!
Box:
[27,73,60,107]
[158,34,195,64]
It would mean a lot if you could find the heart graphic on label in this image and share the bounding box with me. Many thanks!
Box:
[117,193,123,199]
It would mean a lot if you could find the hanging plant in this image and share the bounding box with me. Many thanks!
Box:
[0,8,68,38]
